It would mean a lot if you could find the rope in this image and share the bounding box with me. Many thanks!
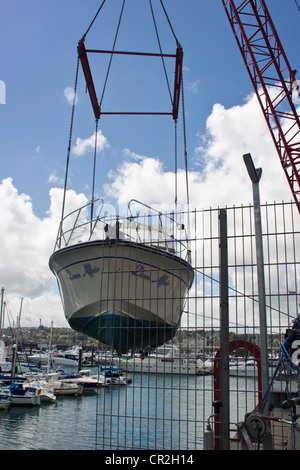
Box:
[80,0,108,42]
[259,357,282,413]
[149,0,173,104]
[60,56,80,243]
[181,75,190,209]
[149,0,185,211]
[159,0,179,45]
[91,119,99,226]
[294,0,300,13]
[99,0,126,109]
[193,265,294,320]
[282,363,297,449]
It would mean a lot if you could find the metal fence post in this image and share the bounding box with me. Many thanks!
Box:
[243,154,269,411]
[219,208,230,449]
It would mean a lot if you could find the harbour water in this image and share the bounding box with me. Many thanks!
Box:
[0,369,257,450]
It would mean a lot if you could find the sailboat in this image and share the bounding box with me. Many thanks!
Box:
[49,2,194,354]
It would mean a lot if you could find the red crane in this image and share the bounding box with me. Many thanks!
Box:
[222,0,300,213]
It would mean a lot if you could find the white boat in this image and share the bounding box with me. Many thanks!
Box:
[229,358,280,377]
[117,346,209,375]
[50,381,83,396]
[24,379,57,403]
[99,366,131,385]
[28,348,79,367]
[49,201,194,355]
[56,370,103,392]
[36,388,56,403]
[93,350,118,365]
[0,383,40,407]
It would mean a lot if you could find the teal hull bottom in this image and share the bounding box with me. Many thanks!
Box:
[69,314,177,354]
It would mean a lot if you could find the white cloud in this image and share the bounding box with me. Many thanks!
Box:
[187,79,201,94]
[123,148,145,161]
[47,172,63,186]
[193,92,293,207]
[0,90,297,330]
[105,157,198,216]
[64,86,78,105]
[105,91,292,211]
[0,178,87,328]
[71,129,109,157]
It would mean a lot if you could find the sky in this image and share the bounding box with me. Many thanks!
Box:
[0,0,300,330]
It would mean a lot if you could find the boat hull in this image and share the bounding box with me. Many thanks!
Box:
[49,240,194,353]
[53,384,83,396]
[0,385,41,407]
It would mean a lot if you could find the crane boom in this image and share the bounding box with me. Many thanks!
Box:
[222,0,300,213]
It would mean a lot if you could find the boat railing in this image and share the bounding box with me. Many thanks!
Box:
[54,198,191,262]
[54,198,105,250]
[127,199,192,262]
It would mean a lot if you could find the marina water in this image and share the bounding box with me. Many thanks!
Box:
[0,370,256,450]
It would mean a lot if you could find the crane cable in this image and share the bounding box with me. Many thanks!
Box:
[159,0,179,45]
[60,56,80,244]
[62,0,190,229]
[80,0,108,42]
[90,1,126,228]
[181,77,190,210]
[151,0,190,212]
[99,0,126,111]
[149,0,173,105]
[294,0,300,13]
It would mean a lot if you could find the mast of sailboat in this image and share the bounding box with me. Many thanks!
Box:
[11,297,23,376]
[47,320,53,374]
[0,287,4,335]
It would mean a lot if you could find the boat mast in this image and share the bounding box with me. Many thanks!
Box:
[11,297,23,376]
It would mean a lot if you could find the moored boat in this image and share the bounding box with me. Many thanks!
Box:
[229,358,280,377]
[57,371,102,392]
[28,348,79,367]
[0,383,40,407]
[116,346,210,375]
[23,379,57,403]
[51,381,83,396]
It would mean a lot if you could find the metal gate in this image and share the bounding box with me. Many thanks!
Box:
[94,200,300,450]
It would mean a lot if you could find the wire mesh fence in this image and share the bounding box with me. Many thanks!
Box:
[93,200,300,450]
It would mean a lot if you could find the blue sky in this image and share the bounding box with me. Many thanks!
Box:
[0,0,299,327]
[1,0,298,217]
